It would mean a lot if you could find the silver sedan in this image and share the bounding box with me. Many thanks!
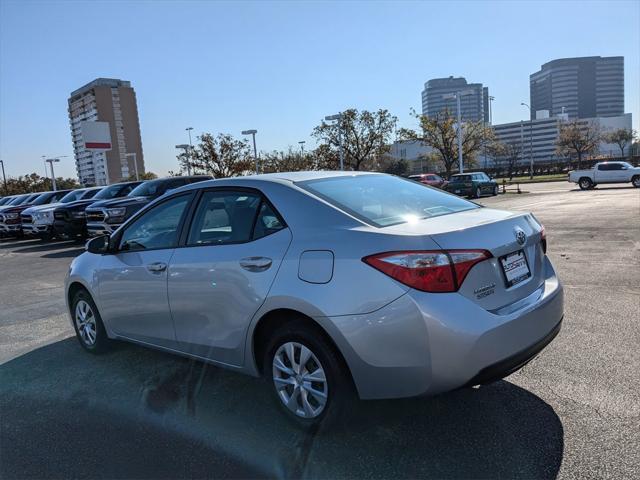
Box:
[65,171,563,426]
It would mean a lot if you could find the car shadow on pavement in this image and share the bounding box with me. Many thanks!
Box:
[0,338,564,480]
[9,240,81,253]
[40,247,86,259]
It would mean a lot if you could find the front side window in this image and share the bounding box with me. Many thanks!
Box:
[299,174,477,228]
[120,194,191,251]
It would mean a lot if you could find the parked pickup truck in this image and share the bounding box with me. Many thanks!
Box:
[85,175,211,236]
[569,161,640,190]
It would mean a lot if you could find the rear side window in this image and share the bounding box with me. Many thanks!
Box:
[298,174,477,228]
[187,191,285,246]
[598,164,611,171]
[188,191,261,245]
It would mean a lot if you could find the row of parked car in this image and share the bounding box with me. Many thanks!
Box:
[409,172,500,198]
[0,175,212,241]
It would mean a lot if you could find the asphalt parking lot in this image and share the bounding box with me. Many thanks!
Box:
[1,181,638,479]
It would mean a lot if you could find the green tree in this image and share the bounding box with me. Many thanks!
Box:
[556,119,602,168]
[2,173,79,195]
[312,108,397,171]
[262,147,316,173]
[127,171,158,181]
[189,133,254,178]
[400,109,495,178]
[604,128,637,158]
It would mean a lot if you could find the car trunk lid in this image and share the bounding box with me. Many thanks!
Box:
[381,207,546,310]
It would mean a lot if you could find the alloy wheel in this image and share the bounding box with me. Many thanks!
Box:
[272,341,328,419]
[75,300,97,346]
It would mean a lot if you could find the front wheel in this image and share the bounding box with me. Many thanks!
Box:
[578,178,593,190]
[71,289,111,353]
[264,322,354,428]
[474,187,482,198]
[632,175,640,188]
[492,185,499,196]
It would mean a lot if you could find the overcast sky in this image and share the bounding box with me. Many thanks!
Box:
[1,0,638,179]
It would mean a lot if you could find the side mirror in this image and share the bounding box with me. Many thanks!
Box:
[86,234,110,254]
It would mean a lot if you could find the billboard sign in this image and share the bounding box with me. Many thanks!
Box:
[80,121,112,151]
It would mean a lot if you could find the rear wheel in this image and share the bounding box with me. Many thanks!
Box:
[578,177,593,190]
[263,321,354,428]
[71,289,111,353]
[632,175,640,188]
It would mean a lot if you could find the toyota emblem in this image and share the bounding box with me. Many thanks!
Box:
[514,228,527,245]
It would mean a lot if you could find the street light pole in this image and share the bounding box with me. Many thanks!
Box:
[325,114,343,170]
[489,96,495,125]
[298,141,305,155]
[185,127,194,176]
[242,130,259,174]
[45,158,61,191]
[521,103,534,179]
[0,159,7,195]
[125,153,139,181]
[443,90,473,174]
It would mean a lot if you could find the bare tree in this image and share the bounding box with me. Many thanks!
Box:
[400,109,496,178]
[498,141,523,180]
[312,108,397,171]
[556,120,602,168]
[604,128,637,158]
[189,133,254,178]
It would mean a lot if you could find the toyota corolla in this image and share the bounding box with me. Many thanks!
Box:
[65,172,563,426]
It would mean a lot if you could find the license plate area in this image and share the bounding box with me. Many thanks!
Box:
[500,250,531,288]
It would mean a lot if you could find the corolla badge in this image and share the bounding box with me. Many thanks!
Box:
[514,227,527,245]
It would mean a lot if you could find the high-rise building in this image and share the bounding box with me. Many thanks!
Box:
[68,78,145,186]
[529,56,624,120]
[421,76,489,123]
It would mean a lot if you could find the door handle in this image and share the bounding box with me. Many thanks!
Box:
[146,262,167,273]
[240,257,272,272]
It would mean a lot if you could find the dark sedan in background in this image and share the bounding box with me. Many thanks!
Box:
[444,172,499,198]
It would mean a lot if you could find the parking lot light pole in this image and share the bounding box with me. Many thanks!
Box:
[521,103,534,179]
[242,130,259,174]
[125,153,139,181]
[45,158,61,191]
[0,159,7,195]
[443,90,473,174]
[298,141,305,155]
[185,127,194,175]
[325,114,343,170]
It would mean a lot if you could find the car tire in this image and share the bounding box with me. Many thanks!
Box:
[263,320,355,429]
[71,289,111,354]
[474,187,482,198]
[492,185,499,196]
[578,178,593,190]
[632,175,640,188]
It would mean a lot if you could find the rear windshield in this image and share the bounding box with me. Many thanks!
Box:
[93,183,138,199]
[450,175,472,183]
[129,180,162,197]
[80,188,102,200]
[298,174,477,227]
[59,190,86,203]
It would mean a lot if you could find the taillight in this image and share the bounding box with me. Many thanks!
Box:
[540,226,547,254]
[362,250,492,293]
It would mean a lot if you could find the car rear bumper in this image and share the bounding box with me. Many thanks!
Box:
[327,255,564,400]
